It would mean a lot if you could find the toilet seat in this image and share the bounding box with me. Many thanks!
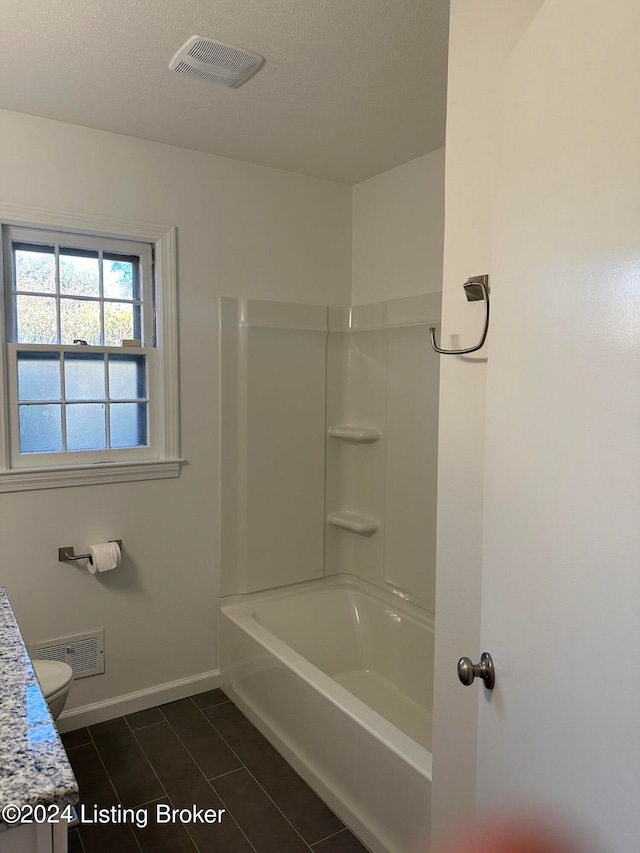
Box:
[32,659,74,701]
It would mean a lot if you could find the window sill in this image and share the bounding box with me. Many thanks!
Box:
[0,458,184,492]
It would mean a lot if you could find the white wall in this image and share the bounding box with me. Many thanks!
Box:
[430,1,545,844]
[352,149,445,305]
[0,109,351,713]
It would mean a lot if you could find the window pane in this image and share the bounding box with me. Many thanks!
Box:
[110,403,147,448]
[19,405,62,453]
[18,353,61,401]
[60,249,99,297]
[103,256,137,300]
[60,299,101,345]
[66,403,106,451]
[108,355,146,399]
[14,246,56,294]
[104,301,138,346]
[16,295,58,344]
[65,353,106,400]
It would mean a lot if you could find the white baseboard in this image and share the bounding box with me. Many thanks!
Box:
[56,669,220,732]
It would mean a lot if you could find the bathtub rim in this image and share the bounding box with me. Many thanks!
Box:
[221,572,433,779]
[223,572,434,627]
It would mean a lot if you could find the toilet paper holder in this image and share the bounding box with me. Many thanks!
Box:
[59,541,122,565]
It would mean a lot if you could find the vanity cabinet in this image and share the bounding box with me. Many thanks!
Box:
[0,822,67,853]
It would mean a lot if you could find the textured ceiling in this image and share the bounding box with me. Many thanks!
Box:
[0,0,449,184]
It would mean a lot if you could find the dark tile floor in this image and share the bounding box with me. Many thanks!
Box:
[61,689,368,853]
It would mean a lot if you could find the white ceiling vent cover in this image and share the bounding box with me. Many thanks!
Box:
[169,36,265,89]
[29,630,104,679]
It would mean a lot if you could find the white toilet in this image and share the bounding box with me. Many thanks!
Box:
[32,660,74,721]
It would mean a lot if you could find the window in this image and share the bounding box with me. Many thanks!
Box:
[0,209,179,491]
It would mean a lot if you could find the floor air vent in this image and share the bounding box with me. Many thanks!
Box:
[169,36,265,89]
[29,630,104,679]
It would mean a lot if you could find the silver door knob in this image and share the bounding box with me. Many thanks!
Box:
[457,652,495,690]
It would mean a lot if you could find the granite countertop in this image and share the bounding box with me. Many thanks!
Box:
[0,587,78,824]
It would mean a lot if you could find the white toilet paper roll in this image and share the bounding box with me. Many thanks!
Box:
[87,541,121,574]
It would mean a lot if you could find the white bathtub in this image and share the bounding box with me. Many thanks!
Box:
[220,575,433,853]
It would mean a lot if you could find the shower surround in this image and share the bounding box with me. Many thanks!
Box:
[219,295,440,852]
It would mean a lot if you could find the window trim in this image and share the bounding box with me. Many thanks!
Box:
[0,203,181,491]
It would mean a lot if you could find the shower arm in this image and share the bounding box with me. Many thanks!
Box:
[429,275,490,355]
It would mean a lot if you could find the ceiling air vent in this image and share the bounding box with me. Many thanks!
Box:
[169,36,265,89]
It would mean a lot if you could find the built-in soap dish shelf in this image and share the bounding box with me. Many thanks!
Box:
[327,511,379,536]
[328,425,381,444]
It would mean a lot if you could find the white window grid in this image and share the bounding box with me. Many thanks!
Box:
[7,344,158,468]
[4,227,154,348]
